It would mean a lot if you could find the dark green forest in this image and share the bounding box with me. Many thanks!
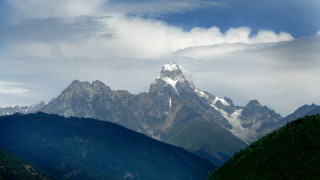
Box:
[0,147,53,180]
[0,112,215,180]
[208,114,320,179]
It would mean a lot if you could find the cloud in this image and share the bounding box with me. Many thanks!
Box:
[102,0,224,16]
[2,1,294,61]
[1,0,317,116]
[170,37,320,116]
[0,81,30,94]
[5,0,106,18]
[4,16,294,60]
[1,16,105,42]
[3,37,319,116]
[0,80,45,107]
[251,30,294,43]
[5,0,223,19]
[317,31,320,36]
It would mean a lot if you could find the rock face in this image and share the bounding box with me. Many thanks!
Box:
[239,100,282,140]
[38,62,319,165]
[41,80,133,127]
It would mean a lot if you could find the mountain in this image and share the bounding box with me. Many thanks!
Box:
[208,114,320,179]
[239,100,282,140]
[2,62,319,166]
[0,101,45,116]
[0,112,215,180]
[41,62,248,166]
[280,103,320,126]
[0,147,54,180]
[254,103,320,139]
[39,63,283,145]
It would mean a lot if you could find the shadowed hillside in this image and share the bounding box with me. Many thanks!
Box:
[0,147,54,180]
[208,114,320,179]
[0,112,215,180]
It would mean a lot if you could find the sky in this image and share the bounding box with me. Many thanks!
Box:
[0,0,320,116]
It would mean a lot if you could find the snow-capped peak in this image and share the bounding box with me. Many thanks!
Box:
[163,62,179,72]
[149,62,189,93]
[160,62,185,80]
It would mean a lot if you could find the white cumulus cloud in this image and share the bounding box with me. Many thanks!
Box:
[6,16,294,60]
[251,30,294,43]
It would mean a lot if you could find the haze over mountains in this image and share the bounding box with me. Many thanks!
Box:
[1,62,320,167]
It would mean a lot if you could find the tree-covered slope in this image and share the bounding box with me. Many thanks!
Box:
[208,114,320,180]
[0,147,53,180]
[0,113,215,180]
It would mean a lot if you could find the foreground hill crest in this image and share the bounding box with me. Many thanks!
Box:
[208,114,320,179]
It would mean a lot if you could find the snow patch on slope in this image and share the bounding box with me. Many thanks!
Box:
[212,97,230,106]
[210,103,256,144]
[194,88,209,99]
[210,103,232,124]
[159,77,179,93]
[161,77,179,88]
[228,109,244,130]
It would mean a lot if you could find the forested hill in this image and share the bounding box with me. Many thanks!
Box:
[0,112,215,180]
[208,114,320,180]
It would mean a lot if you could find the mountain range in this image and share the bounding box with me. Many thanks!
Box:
[41,62,248,166]
[1,62,319,166]
[208,114,320,179]
[0,112,215,179]
[0,101,45,116]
